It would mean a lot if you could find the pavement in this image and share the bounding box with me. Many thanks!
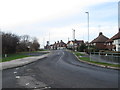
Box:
[0,51,50,70]
[2,50,119,88]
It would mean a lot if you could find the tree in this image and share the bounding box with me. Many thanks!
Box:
[16,35,31,52]
[30,37,40,51]
[2,32,19,54]
[77,43,86,52]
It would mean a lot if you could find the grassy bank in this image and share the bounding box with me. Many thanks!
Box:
[2,50,49,62]
[73,51,120,68]
[2,53,31,62]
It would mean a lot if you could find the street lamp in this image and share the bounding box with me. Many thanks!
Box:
[72,29,75,51]
[85,12,89,53]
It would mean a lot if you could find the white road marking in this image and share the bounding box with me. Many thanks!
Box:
[57,51,65,62]
[48,87,51,88]
[14,72,17,74]
[16,68,19,70]
[45,87,48,88]
[16,76,20,79]
[25,83,30,85]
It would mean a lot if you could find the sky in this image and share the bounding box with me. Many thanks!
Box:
[0,0,119,48]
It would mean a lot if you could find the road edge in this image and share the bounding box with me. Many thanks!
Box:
[73,53,120,70]
[0,53,50,70]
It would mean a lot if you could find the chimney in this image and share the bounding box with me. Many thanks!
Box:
[99,32,103,36]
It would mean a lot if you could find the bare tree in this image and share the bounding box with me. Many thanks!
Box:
[16,35,31,52]
[2,32,19,54]
[30,37,40,51]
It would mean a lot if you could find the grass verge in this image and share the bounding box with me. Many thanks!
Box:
[2,50,50,62]
[74,52,85,56]
[73,51,120,68]
[2,53,31,62]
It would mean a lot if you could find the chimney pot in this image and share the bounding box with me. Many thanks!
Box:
[99,32,103,36]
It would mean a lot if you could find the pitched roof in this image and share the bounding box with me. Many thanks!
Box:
[67,40,84,44]
[112,29,120,40]
[74,40,84,44]
[106,29,120,42]
[59,41,66,46]
[67,41,71,44]
[91,32,109,43]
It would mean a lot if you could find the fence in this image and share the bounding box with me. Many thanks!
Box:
[90,52,120,64]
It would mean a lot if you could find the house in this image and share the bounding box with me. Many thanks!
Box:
[91,32,109,50]
[112,29,120,51]
[58,40,67,49]
[67,40,84,50]
[53,42,57,50]
[74,40,84,50]
[51,40,66,50]
[44,41,50,50]
[67,41,74,49]
[106,37,115,51]
[106,29,120,51]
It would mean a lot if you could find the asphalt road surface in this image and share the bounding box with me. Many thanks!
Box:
[2,50,119,89]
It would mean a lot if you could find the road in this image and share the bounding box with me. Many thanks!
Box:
[2,50,119,89]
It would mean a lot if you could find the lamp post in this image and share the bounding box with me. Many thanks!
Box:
[72,29,75,51]
[85,12,89,53]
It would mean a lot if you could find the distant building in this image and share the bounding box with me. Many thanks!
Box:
[91,32,109,50]
[67,41,74,49]
[59,40,67,49]
[44,41,50,49]
[67,39,84,50]
[50,40,66,50]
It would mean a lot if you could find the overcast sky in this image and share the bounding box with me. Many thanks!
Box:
[0,0,119,48]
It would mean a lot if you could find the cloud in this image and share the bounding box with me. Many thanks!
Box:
[0,0,117,28]
[0,0,119,48]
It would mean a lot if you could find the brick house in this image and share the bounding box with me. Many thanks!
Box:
[91,32,109,50]
[51,40,66,50]
[67,40,84,50]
